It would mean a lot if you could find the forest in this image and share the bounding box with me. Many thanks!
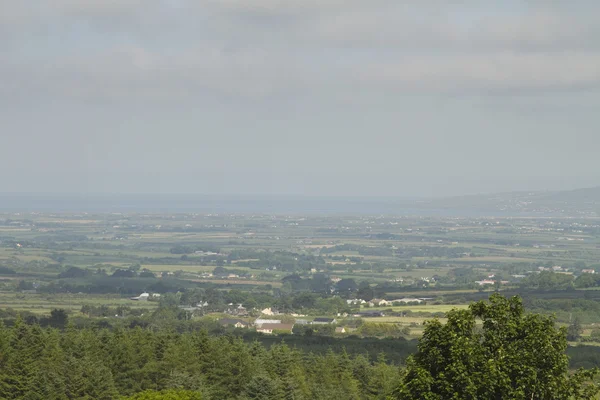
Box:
[0,295,599,399]
[0,316,402,399]
[4,212,600,398]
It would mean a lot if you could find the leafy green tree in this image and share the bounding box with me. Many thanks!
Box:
[158,293,181,309]
[568,317,584,341]
[357,281,374,301]
[590,328,600,340]
[575,273,598,288]
[336,278,358,293]
[397,294,600,400]
[46,309,69,329]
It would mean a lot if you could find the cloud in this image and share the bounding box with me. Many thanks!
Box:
[1,1,599,104]
[355,52,600,93]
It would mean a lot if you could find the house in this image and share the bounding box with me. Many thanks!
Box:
[219,318,250,328]
[368,299,389,307]
[354,311,385,317]
[582,269,596,274]
[335,327,346,334]
[311,318,337,325]
[391,298,423,304]
[130,292,150,301]
[475,280,496,286]
[261,307,279,316]
[254,319,282,327]
[257,323,294,335]
[346,299,366,305]
[226,304,248,316]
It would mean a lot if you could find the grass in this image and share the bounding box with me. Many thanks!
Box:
[363,316,446,324]
[366,304,469,313]
[187,278,282,287]
[0,292,158,315]
[142,264,220,272]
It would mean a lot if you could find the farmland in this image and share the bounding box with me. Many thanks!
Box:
[2,211,600,344]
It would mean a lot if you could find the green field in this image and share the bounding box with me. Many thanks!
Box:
[366,304,470,313]
[0,292,158,314]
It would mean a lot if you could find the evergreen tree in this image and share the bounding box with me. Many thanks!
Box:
[123,389,202,400]
[241,375,284,400]
[568,317,584,341]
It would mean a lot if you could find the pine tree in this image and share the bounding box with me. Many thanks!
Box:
[123,389,202,400]
[0,317,45,398]
[241,375,284,400]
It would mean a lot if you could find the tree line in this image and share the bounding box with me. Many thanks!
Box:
[0,294,598,399]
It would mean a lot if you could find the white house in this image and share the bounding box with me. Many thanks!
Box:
[254,319,282,327]
[391,298,423,304]
[261,307,279,316]
[256,323,294,335]
[130,292,150,301]
[582,269,596,274]
[368,299,389,307]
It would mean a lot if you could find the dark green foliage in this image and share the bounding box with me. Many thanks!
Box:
[397,294,600,400]
[568,317,584,341]
[0,316,401,399]
[58,266,90,279]
[522,271,575,290]
[111,269,137,278]
[45,308,69,329]
[1,295,597,399]
[0,266,16,275]
[123,389,203,399]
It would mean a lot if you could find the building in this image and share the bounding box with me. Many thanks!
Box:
[257,323,294,335]
[368,299,389,307]
[354,311,385,317]
[261,307,279,316]
[335,327,346,334]
[130,292,150,301]
[582,269,596,274]
[254,319,282,326]
[311,318,337,325]
[226,304,248,316]
[346,299,366,305]
[391,298,423,304]
[219,318,250,328]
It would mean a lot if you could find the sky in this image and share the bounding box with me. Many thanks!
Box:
[1,0,600,198]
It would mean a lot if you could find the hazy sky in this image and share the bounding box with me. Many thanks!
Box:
[1,1,599,197]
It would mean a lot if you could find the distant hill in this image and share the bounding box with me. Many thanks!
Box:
[411,186,600,217]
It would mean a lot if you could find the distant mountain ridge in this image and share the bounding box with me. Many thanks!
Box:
[414,186,600,216]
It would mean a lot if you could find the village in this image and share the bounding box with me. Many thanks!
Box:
[178,297,431,336]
